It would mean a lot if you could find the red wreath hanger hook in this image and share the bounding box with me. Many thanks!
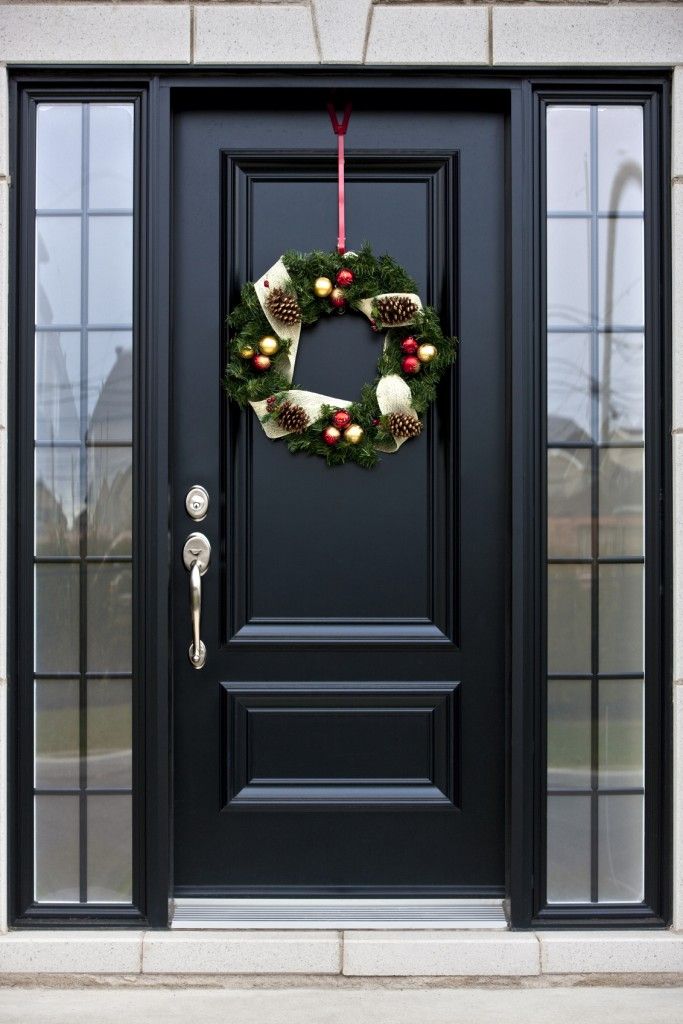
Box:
[327,100,352,255]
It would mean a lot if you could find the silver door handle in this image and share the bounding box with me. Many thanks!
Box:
[182,532,211,669]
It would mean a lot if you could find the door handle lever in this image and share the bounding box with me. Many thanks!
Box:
[182,532,211,669]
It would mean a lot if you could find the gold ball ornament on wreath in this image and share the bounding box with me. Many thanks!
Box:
[258,335,280,357]
[313,276,333,298]
[417,343,437,364]
[344,424,364,445]
[239,345,255,360]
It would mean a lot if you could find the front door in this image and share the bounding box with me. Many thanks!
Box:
[172,91,507,898]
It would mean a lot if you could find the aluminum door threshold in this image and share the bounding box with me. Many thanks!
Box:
[171,898,508,929]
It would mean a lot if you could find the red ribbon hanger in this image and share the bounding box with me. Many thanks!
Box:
[327,101,352,255]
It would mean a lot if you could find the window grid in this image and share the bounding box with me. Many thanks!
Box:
[33,102,134,905]
[546,105,645,905]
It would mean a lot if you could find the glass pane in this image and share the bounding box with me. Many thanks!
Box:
[547,448,591,559]
[547,795,591,903]
[547,333,592,444]
[598,794,644,902]
[598,448,644,558]
[599,679,644,790]
[599,564,644,673]
[35,447,81,556]
[88,216,133,325]
[87,678,132,789]
[87,795,132,903]
[547,219,591,328]
[89,104,134,210]
[87,447,132,557]
[35,795,79,902]
[86,331,133,443]
[36,104,82,211]
[547,564,591,674]
[547,680,591,789]
[36,216,81,326]
[546,106,591,212]
[35,680,79,789]
[35,564,79,674]
[597,106,644,214]
[599,218,644,328]
[35,331,80,442]
[598,333,644,443]
[87,563,132,673]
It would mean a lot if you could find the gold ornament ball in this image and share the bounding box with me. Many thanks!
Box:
[313,276,333,298]
[258,335,279,357]
[239,345,255,360]
[344,423,364,445]
[417,343,437,364]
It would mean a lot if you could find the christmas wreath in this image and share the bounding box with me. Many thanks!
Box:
[225,244,457,468]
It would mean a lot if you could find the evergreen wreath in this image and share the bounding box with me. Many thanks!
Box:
[225,244,457,468]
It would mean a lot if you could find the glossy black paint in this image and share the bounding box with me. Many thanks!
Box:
[172,94,507,895]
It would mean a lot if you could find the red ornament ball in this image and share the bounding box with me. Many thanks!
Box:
[329,288,347,309]
[401,336,419,356]
[251,353,271,372]
[322,425,341,446]
[336,268,354,287]
[331,409,352,431]
[401,355,421,375]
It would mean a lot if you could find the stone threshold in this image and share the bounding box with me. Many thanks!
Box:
[0,930,682,978]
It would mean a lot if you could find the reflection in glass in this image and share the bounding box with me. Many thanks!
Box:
[599,564,644,674]
[598,333,644,442]
[35,332,80,442]
[599,680,644,790]
[87,564,132,673]
[88,216,133,325]
[35,447,81,556]
[545,104,646,907]
[597,106,644,214]
[547,219,591,327]
[36,216,81,326]
[598,448,644,558]
[36,104,82,211]
[35,795,80,903]
[34,564,79,674]
[87,679,132,790]
[547,680,591,789]
[546,106,590,212]
[86,795,132,903]
[35,680,80,789]
[598,794,644,902]
[547,448,591,558]
[599,218,644,328]
[547,333,592,444]
[87,447,132,557]
[86,332,133,442]
[547,564,591,674]
[89,105,134,211]
[33,102,135,905]
[547,795,591,903]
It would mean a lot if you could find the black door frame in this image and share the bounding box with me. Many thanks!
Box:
[7,68,672,929]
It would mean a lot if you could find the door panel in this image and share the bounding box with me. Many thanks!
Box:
[173,95,506,895]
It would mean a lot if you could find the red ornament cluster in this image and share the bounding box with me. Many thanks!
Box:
[400,336,421,375]
[329,267,354,312]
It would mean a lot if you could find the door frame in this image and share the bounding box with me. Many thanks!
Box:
[7,67,672,929]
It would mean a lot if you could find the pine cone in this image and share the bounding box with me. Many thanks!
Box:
[277,401,309,434]
[376,295,419,326]
[388,411,422,439]
[266,287,301,325]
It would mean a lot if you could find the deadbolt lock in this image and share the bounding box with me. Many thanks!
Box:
[185,484,209,521]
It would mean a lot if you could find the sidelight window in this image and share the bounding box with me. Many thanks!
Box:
[31,102,135,904]
[544,105,647,905]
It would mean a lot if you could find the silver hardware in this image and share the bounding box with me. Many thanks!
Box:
[182,532,211,669]
[185,484,209,522]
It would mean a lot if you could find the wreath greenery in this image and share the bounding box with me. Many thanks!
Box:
[225,244,457,468]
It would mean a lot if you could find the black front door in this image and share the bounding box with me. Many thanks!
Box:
[172,91,507,897]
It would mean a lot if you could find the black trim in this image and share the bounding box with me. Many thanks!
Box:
[7,67,672,929]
